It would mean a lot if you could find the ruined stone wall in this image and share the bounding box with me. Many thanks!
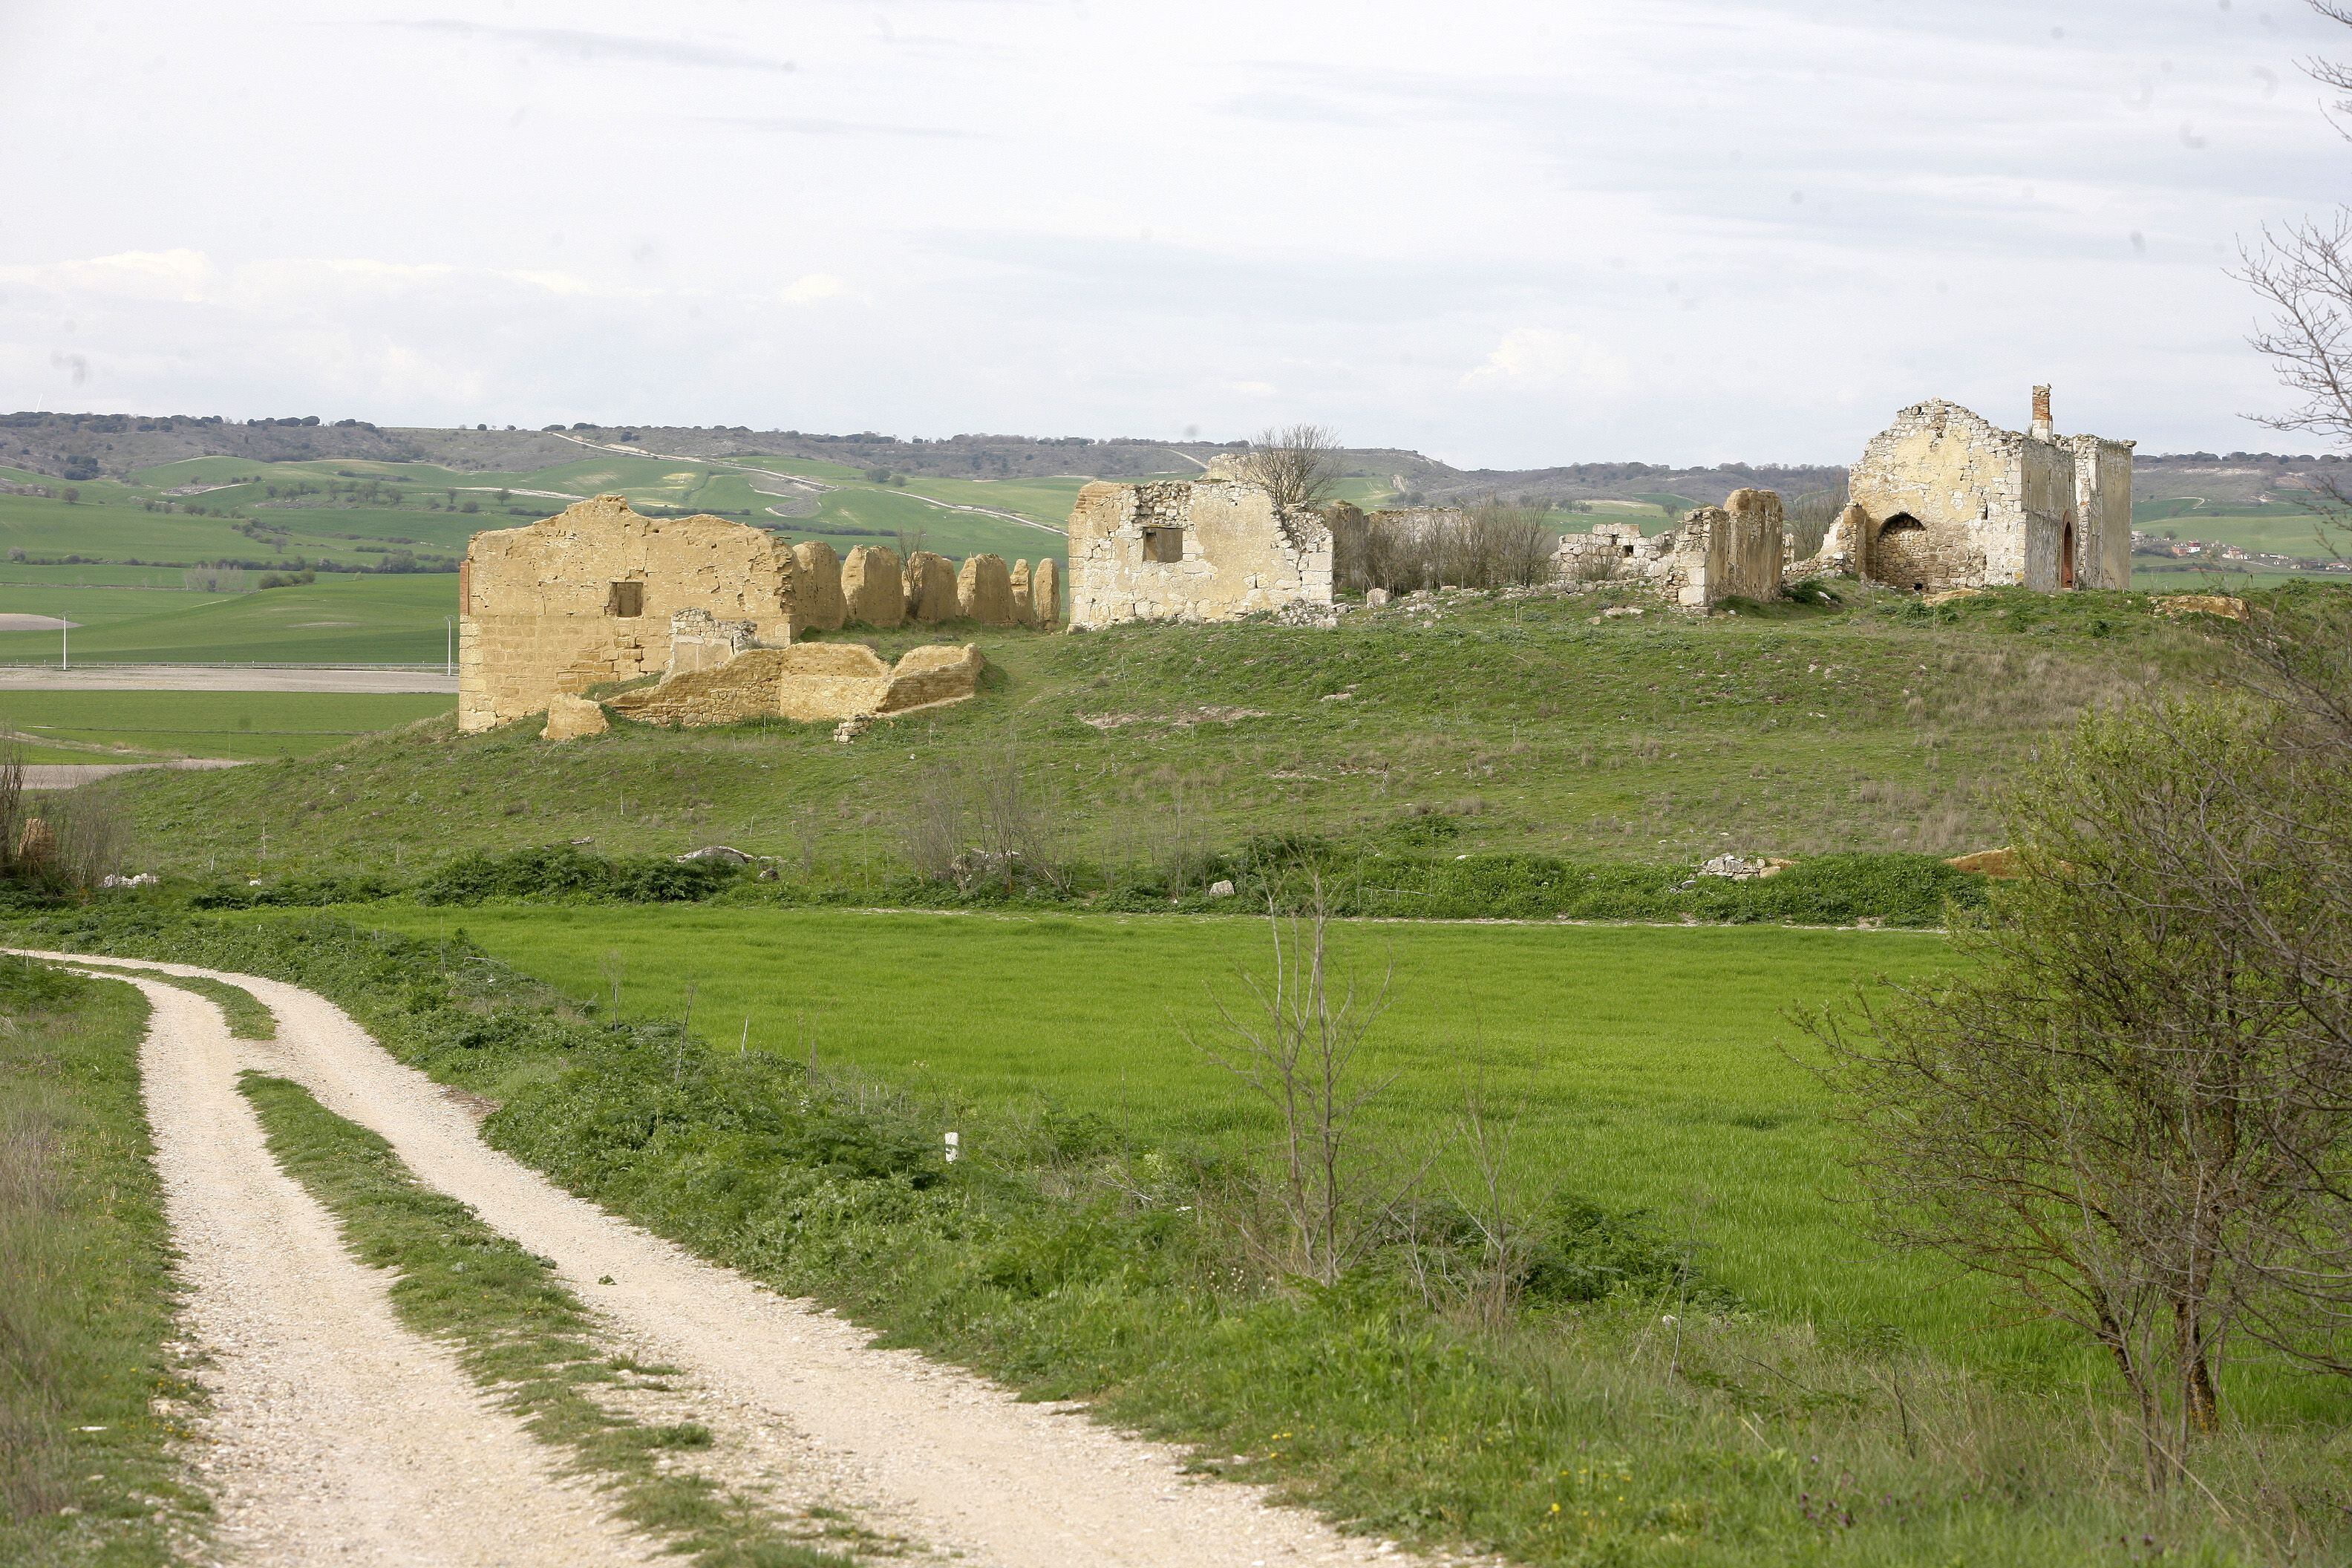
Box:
[1065,477,1333,629]
[1555,520,1667,585]
[904,551,959,624]
[840,546,905,628]
[791,541,847,630]
[457,493,799,733]
[1846,402,2029,592]
[2071,434,2135,589]
[602,641,982,728]
[957,554,1016,625]
[1661,489,1784,609]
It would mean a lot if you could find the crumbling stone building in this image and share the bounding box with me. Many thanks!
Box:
[460,493,1057,734]
[1835,388,2133,592]
[459,494,801,732]
[1066,470,1333,630]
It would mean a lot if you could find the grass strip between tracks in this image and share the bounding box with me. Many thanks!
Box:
[0,958,205,1567]
[235,1068,868,1568]
[74,966,275,1041]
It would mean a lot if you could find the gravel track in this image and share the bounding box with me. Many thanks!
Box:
[43,951,1420,1568]
[90,970,654,1568]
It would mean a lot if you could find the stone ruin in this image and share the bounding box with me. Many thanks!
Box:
[1552,489,1783,610]
[1065,460,1333,630]
[1544,385,2133,610]
[459,494,1059,737]
[1831,387,2133,593]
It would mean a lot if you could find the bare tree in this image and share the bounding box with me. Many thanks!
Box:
[1188,886,1409,1286]
[1244,423,1346,513]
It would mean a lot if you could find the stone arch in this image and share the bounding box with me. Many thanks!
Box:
[1871,513,1933,592]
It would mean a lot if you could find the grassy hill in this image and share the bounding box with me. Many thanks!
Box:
[94,584,2232,883]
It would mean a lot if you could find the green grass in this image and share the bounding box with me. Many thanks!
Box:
[101,584,2235,881]
[0,958,203,1566]
[99,969,273,1039]
[0,693,454,761]
[19,907,2344,1565]
[347,904,1996,1349]
[0,575,458,667]
[236,1070,858,1567]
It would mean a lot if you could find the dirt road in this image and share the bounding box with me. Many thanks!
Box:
[89,970,653,1568]
[42,951,1414,1568]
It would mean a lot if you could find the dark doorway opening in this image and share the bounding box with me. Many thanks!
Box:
[2060,521,2077,589]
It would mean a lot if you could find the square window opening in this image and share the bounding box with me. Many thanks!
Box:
[1141,526,1186,564]
[607,580,644,618]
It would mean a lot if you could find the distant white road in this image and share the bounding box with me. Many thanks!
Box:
[0,664,456,693]
[24,760,248,790]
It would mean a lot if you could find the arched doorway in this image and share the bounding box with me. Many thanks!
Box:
[2059,520,2077,589]
[1872,513,1933,592]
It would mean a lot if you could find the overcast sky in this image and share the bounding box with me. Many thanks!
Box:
[2,1,2348,468]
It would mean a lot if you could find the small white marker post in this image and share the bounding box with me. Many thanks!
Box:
[60,612,68,671]
[943,1131,959,1163]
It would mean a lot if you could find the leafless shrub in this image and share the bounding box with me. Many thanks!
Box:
[45,789,129,892]
[1188,886,1419,1286]
[1786,474,1850,562]
[901,746,1068,893]
[1243,423,1346,512]
[900,765,968,885]
[1346,502,1558,595]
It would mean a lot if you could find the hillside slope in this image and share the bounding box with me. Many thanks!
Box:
[96,584,2224,882]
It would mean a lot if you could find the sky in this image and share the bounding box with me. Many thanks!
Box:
[1,1,2349,468]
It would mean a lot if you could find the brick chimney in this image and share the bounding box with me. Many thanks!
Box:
[2031,384,2054,441]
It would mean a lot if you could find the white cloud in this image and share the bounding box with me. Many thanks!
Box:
[0,249,213,304]
[1231,380,1278,397]
[1462,329,1630,393]
[780,273,845,305]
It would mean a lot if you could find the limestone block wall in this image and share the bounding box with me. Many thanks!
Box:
[958,555,1016,625]
[457,493,800,733]
[1662,489,1784,609]
[791,541,846,630]
[1555,521,1667,584]
[1032,558,1062,628]
[1846,402,2025,592]
[904,552,959,624]
[1065,478,1333,630]
[841,546,905,628]
[603,641,983,728]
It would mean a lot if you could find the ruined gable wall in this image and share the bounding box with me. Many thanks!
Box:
[457,493,798,733]
[1847,402,2025,591]
[1065,478,1333,630]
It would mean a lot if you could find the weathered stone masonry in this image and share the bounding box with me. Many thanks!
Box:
[1066,475,1333,629]
[459,494,801,733]
[1843,389,2133,593]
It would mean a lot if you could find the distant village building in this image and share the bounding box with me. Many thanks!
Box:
[1834,387,2133,592]
[1065,460,1333,629]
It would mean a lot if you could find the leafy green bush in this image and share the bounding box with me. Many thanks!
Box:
[415,844,742,905]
